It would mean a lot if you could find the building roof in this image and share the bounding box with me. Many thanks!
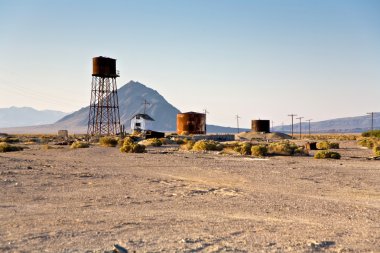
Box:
[131,113,155,121]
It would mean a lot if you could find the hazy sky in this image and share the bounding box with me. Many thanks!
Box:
[0,0,379,127]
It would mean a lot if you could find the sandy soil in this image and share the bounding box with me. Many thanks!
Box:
[0,141,379,252]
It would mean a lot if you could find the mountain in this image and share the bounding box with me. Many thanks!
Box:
[273,113,380,133]
[0,107,68,128]
[56,80,181,132]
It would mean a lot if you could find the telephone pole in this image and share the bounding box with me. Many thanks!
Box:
[271,120,274,132]
[142,99,150,114]
[236,114,241,133]
[296,116,304,139]
[203,109,209,133]
[306,119,312,137]
[367,112,374,131]
[288,114,297,138]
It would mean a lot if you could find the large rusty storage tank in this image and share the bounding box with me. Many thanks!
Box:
[177,112,206,135]
[92,56,118,77]
[251,120,270,133]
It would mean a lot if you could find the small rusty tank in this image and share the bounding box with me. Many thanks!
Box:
[177,112,206,135]
[251,120,270,133]
[92,56,118,77]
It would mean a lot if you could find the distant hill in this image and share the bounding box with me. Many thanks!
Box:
[56,80,181,132]
[273,113,380,133]
[0,107,68,128]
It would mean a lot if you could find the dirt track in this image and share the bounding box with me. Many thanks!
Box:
[0,141,379,252]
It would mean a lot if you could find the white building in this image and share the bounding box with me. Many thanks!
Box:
[130,113,155,132]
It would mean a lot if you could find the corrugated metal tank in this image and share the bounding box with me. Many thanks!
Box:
[177,112,206,134]
[251,120,270,133]
[92,56,117,77]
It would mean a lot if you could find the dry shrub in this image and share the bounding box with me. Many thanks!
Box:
[362,130,380,138]
[317,141,339,150]
[99,136,119,147]
[314,150,341,159]
[70,141,90,149]
[120,137,145,153]
[192,140,223,151]
[358,137,379,148]
[0,142,23,152]
[147,138,163,147]
[159,138,171,145]
[180,140,195,151]
[251,145,268,157]
[373,146,380,156]
[0,137,20,143]
[268,141,308,156]
[234,142,252,155]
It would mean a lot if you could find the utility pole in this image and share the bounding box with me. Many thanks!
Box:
[296,116,304,139]
[306,119,312,137]
[367,112,374,131]
[203,109,209,134]
[271,120,274,132]
[288,114,297,138]
[142,99,150,114]
[236,114,240,133]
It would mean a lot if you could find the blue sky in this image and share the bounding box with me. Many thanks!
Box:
[0,0,379,127]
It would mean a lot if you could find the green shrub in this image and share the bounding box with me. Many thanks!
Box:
[373,146,380,156]
[314,150,341,159]
[234,142,252,155]
[251,145,267,157]
[70,141,90,149]
[317,141,339,150]
[0,142,23,152]
[99,136,119,147]
[192,140,224,151]
[362,130,380,138]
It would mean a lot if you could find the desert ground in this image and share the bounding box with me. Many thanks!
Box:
[0,140,379,252]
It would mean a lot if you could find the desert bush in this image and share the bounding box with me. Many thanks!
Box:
[234,142,252,155]
[373,146,380,156]
[120,137,146,153]
[0,142,23,152]
[173,138,185,145]
[192,140,224,151]
[180,140,195,151]
[149,138,163,147]
[70,141,90,149]
[314,150,341,159]
[251,145,268,157]
[159,138,170,145]
[99,136,119,147]
[357,137,379,148]
[317,141,339,150]
[362,130,380,138]
[0,137,20,143]
[268,141,308,156]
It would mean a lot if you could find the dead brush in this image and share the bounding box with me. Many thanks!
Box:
[317,141,339,150]
[251,145,268,157]
[314,150,341,159]
[191,140,224,151]
[99,136,119,147]
[0,142,23,152]
[268,141,308,156]
[70,141,90,149]
[233,142,252,155]
[120,137,146,153]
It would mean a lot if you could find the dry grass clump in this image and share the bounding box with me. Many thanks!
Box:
[373,146,380,156]
[251,145,268,157]
[268,141,308,156]
[314,150,341,159]
[192,140,224,151]
[180,140,195,151]
[0,142,23,152]
[306,134,358,141]
[317,141,339,150]
[120,137,145,153]
[99,136,119,147]
[147,138,163,147]
[70,141,90,149]
[0,137,20,143]
[362,130,380,138]
[358,137,379,149]
[233,142,252,155]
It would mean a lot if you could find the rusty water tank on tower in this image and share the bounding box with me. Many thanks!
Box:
[252,120,270,133]
[177,112,206,135]
[92,56,118,77]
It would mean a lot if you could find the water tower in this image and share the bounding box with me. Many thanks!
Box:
[87,56,121,136]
